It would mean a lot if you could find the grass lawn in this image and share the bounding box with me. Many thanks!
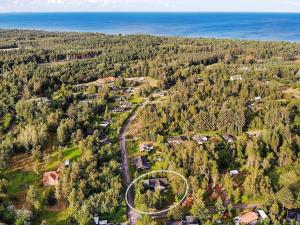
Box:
[6,170,37,195]
[35,209,68,225]
[44,145,82,171]
[151,161,168,171]
[100,204,128,224]
[129,96,144,104]
[282,87,300,98]
[111,111,131,129]
[241,196,265,205]
[63,146,82,160]
[127,141,139,156]
[294,115,300,127]
[144,77,159,87]
[129,163,137,180]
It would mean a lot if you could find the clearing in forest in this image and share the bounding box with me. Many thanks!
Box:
[282,87,300,98]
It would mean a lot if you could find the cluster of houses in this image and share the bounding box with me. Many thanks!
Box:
[77,76,138,112]
[134,134,238,173]
[78,76,118,102]
[166,134,236,146]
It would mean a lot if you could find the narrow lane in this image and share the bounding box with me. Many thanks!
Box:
[119,107,141,225]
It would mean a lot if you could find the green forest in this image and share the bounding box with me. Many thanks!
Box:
[1,29,300,225]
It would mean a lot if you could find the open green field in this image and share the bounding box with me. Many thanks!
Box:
[35,209,68,225]
[129,96,144,104]
[6,170,38,195]
[44,145,82,171]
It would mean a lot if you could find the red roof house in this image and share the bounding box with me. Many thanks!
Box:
[97,76,118,85]
[43,171,59,186]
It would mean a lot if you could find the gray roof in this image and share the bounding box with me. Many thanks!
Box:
[185,216,197,223]
[222,134,235,142]
[134,156,149,170]
[287,209,300,221]
[144,178,168,190]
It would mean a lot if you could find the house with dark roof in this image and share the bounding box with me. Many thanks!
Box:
[166,216,199,225]
[192,135,209,145]
[222,134,235,143]
[287,209,300,223]
[144,178,168,192]
[134,156,150,171]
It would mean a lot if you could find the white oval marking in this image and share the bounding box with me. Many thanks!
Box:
[125,169,189,215]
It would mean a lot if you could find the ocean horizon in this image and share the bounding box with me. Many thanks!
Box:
[1,12,300,42]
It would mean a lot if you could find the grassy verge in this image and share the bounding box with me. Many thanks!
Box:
[6,170,38,195]
[35,209,68,225]
[129,96,144,104]
[44,145,82,171]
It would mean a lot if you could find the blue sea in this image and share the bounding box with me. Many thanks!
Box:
[0,12,300,42]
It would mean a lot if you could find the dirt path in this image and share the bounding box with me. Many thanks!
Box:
[119,100,149,225]
[234,203,263,209]
[119,108,140,225]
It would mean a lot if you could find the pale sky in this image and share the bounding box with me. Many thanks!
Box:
[1,0,300,13]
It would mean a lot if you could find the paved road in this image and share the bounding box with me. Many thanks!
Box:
[119,107,141,225]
